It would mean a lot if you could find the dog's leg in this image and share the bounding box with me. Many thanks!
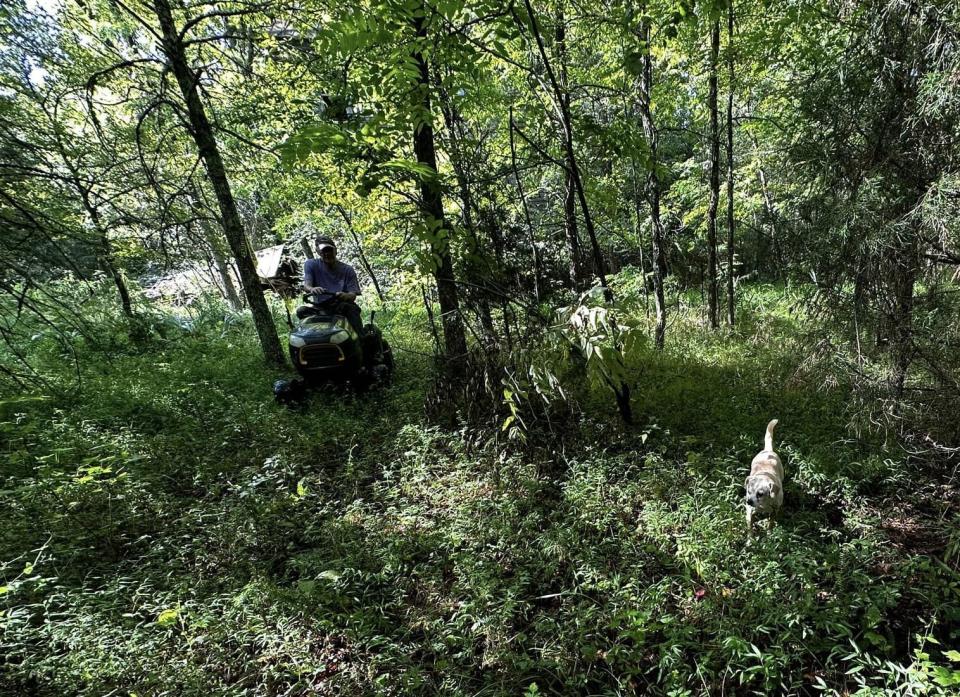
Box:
[746,504,754,539]
[767,513,776,532]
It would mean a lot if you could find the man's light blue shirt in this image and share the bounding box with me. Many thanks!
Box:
[303,259,360,295]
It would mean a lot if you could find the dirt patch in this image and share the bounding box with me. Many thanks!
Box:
[881,511,948,556]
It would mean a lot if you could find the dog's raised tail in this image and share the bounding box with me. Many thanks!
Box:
[764,419,779,451]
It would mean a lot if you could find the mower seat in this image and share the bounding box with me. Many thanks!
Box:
[296,305,327,320]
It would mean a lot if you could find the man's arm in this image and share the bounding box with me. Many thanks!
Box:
[336,265,361,302]
[303,259,323,293]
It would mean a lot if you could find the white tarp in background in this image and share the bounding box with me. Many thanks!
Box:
[142,264,211,302]
[254,244,285,279]
[144,244,292,304]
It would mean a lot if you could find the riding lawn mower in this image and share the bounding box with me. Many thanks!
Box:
[273,290,393,403]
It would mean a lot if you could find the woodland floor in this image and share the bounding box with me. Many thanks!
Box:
[1,285,959,696]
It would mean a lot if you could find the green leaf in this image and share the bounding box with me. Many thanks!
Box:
[156,608,179,627]
[933,666,960,687]
[864,604,881,628]
[377,158,438,182]
[278,123,352,166]
[624,50,645,77]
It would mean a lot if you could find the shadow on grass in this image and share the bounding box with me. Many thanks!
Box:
[5,298,956,696]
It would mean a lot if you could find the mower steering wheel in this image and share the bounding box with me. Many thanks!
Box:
[304,288,338,303]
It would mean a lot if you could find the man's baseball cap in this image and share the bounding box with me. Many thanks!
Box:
[315,235,336,253]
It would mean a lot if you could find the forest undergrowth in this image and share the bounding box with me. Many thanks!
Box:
[1,284,959,696]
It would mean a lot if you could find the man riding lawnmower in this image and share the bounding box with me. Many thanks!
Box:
[275,235,393,399]
[303,235,362,334]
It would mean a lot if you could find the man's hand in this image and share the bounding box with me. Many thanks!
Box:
[335,291,357,302]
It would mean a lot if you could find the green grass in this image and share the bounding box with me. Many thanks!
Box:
[1,285,958,696]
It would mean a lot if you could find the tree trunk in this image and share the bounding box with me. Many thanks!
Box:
[725,0,736,327]
[509,107,543,301]
[637,18,667,350]
[411,10,468,367]
[556,7,585,289]
[334,204,386,303]
[564,171,584,288]
[49,122,135,321]
[889,233,918,401]
[755,166,778,272]
[520,0,630,423]
[481,207,514,350]
[422,285,442,355]
[630,191,651,314]
[101,251,134,319]
[152,0,284,366]
[439,86,499,344]
[706,17,721,329]
[299,238,314,260]
[209,238,242,310]
[437,88,478,240]
[521,0,612,302]
[85,202,134,320]
[747,131,780,277]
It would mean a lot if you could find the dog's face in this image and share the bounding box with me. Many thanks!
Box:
[744,474,780,513]
[274,379,307,406]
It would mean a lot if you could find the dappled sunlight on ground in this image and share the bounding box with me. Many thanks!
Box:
[2,287,958,695]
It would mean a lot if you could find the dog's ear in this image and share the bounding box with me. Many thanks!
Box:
[770,481,780,497]
[744,476,752,491]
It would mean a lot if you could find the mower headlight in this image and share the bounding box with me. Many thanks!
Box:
[289,335,306,348]
[328,329,349,344]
